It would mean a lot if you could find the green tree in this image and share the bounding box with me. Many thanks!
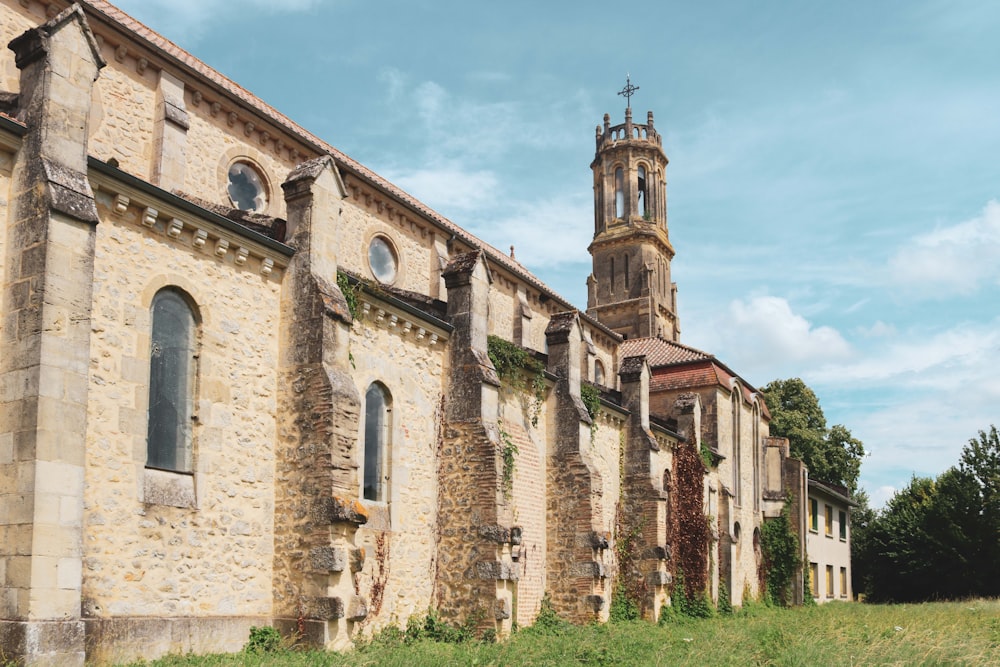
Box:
[761,378,865,493]
[863,425,1000,602]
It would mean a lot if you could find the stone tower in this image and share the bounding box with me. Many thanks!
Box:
[586,107,680,341]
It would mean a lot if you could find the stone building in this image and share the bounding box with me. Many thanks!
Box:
[0,2,819,664]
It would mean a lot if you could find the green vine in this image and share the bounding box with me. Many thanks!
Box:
[337,271,361,320]
[580,383,601,441]
[611,502,645,622]
[487,335,546,426]
[760,498,800,606]
[699,442,714,469]
[497,420,518,500]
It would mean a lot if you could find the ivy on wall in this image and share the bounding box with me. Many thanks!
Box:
[760,499,800,606]
[487,335,545,426]
[580,383,601,440]
[672,440,711,602]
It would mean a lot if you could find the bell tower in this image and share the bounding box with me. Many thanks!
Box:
[586,84,680,341]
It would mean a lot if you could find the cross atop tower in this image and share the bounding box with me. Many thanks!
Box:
[617,74,639,108]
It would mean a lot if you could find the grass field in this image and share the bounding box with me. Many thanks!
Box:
[123,599,1000,667]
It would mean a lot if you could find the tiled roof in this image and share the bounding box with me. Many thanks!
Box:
[620,337,714,367]
[77,1,620,339]
[624,337,771,418]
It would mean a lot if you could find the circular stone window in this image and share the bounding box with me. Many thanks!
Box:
[368,236,398,284]
[227,161,268,212]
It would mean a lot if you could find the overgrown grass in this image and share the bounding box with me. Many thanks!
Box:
[120,599,1000,666]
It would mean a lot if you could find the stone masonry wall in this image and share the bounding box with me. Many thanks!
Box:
[500,391,546,627]
[0,1,37,92]
[82,195,281,659]
[347,302,445,633]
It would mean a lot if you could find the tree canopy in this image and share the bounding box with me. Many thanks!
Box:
[760,378,865,493]
[857,426,1000,602]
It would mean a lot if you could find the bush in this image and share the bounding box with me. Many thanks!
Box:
[244,626,281,654]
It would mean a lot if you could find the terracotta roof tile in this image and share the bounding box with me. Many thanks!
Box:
[620,337,714,367]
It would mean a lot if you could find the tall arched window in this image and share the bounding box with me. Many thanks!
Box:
[614,167,624,218]
[594,359,606,386]
[364,383,391,502]
[752,402,761,512]
[732,390,741,506]
[637,165,647,218]
[147,289,198,472]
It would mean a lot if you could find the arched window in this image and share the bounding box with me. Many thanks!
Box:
[732,390,741,506]
[614,167,624,218]
[752,402,761,512]
[594,359,606,386]
[637,165,647,218]
[147,289,198,472]
[364,383,391,502]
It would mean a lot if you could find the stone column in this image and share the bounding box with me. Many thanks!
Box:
[274,156,366,650]
[544,312,610,622]
[0,7,104,666]
[618,356,671,620]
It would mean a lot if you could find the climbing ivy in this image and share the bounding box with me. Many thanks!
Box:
[760,498,800,606]
[487,335,546,426]
[337,271,361,320]
[673,440,711,603]
[580,383,601,440]
[611,502,645,622]
[497,420,518,501]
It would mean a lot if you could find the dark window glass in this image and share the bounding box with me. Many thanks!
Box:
[147,290,196,471]
[614,167,624,218]
[364,383,389,501]
[637,166,647,218]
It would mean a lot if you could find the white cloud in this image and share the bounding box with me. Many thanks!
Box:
[888,200,1000,297]
[684,296,852,383]
[855,320,896,338]
[810,320,1000,388]
[384,164,499,213]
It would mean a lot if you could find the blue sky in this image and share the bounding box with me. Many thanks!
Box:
[115,0,1000,507]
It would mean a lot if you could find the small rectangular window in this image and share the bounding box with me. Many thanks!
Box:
[826,565,834,597]
[839,510,847,540]
[840,567,848,598]
[825,504,833,537]
[809,498,818,532]
[810,562,819,598]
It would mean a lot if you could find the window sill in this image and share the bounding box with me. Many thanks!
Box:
[144,467,197,508]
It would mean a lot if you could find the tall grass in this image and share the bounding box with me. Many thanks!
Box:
[121,599,1000,667]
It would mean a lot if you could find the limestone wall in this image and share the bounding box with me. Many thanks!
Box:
[182,103,296,220]
[499,390,547,626]
[347,301,446,631]
[82,193,282,649]
[0,1,37,92]
[88,57,156,179]
[338,192,436,296]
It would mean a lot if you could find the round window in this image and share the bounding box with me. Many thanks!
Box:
[227,161,268,212]
[368,236,398,284]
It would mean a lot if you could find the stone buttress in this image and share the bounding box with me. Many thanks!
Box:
[618,355,672,620]
[0,7,103,665]
[436,250,518,634]
[274,155,368,649]
[543,311,612,621]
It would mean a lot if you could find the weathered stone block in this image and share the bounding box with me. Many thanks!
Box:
[346,596,368,621]
[493,597,511,620]
[584,595,605,612]
[309,546,347,572]
[647,571,672,586]
[306,596,344,621]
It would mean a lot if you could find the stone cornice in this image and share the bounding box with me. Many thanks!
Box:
[89,157,291,278]
[356,293,451,347]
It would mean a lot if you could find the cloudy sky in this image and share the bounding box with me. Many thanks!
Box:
[114,0,1000,507]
